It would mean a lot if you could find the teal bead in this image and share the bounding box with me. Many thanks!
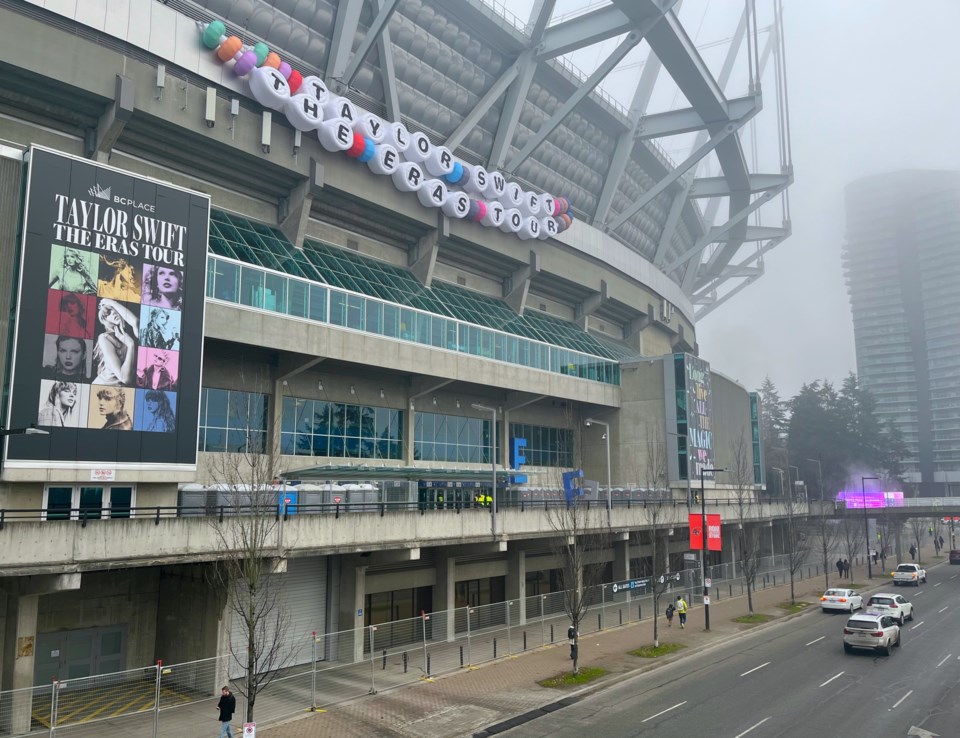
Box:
[202,20,225,49]
[253,42,269,66]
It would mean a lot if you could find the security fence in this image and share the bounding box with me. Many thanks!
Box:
[0,551,841,738]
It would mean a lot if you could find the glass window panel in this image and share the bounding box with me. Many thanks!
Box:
[312,435,330,456]
[330,403,346,436]
[329,291,347,326]
[400,309,415,341]
[365,300,383,335]
[79,487,103,518]
[240,267,264,308]
[109,487,132,518]
[287,279,308,318]
[46,487,72,520]
[227,430,248,453]
[308,284,327,322]
[345,405,360,435]
[378,303,396,338]
[263,272,286,313]
[213,260,239,302]
[282,396,298,433]
[346,294,364,330]
[312,402,330,434]
[345,437,361,458]
[203,427,226,452]
[494,333,505,361]
[281,432,295,455]
[204,389,229,428]
[416,313,431,345]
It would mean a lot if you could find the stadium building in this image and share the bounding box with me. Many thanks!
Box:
[0,0,793,719]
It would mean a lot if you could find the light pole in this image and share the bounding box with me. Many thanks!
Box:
[584,418,612,526]
[806,458,824,503]
[699,466,725,631]
[472,404,498,536]
[862,476,879,578]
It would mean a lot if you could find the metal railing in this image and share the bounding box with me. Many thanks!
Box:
[0,552,833,737]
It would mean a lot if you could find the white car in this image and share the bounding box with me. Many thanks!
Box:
[821,588,863,613]
[866,593,914,625]
[843,612,901,655]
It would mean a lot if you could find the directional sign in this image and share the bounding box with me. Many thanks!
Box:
[611,578,650,594]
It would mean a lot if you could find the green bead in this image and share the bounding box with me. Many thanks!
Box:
[253,42,269,66]
[202,20,226,49]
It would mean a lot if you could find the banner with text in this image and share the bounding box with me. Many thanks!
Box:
[5,147,209,468]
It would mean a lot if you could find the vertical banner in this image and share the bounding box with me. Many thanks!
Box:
[5,147,209,468]
[674,353,714,480]
[706,514,722,551]
[689,513,703,550]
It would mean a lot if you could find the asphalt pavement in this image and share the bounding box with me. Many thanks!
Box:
[262,544,948,738]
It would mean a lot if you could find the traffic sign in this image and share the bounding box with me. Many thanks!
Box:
[705,578,712,588]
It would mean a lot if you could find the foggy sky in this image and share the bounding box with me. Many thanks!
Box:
[697,0,960,398]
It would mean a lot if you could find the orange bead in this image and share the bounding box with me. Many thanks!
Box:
[263,52,281,69]
[217,36,242,62]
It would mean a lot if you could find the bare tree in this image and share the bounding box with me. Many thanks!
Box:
[931,516,946,555]
[545,496,610,675]
[783,473,813,604]
[728,431,763,614]
[907,518,927,565]
[206,383,293,723]
[838,513,863,575]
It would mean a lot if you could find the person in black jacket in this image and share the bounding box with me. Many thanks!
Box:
[216,686,236,738]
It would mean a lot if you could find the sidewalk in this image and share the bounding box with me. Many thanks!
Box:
[262,547,943,738]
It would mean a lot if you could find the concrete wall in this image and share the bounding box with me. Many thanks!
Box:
[154,564,222,664]
[38,569,160,669]
[711,372,754,473]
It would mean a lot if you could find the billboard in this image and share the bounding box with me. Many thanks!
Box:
[5,147,209,469]
[670,353,714,481]
[689,513,722,551]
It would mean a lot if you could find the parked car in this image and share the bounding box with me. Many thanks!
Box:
[892,563,926,586]
[949,550,960,565]
[821,588,862,613]
[843,612,901,655]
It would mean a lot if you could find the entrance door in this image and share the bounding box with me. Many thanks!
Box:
[33,627,127,686]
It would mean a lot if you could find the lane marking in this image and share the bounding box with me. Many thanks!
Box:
[641,701,686,723]
[937,654,951,668]
[950,574,958,580]
[819,672,845,687]
[733,717,771,738]
[911,621,925,630]
[806,636,826,646]
[934,582,941,588]
[740,662,770,677]
[939,606,948,614]
[890,690,913,710]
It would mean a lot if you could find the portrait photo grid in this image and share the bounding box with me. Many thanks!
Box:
[40,246,184,433]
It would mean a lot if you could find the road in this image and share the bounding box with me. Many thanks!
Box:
[501,568,960,738]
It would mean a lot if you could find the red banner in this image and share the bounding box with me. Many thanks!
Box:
[689,514,703,550]
[690,513,722,551]
[707,514,722,551]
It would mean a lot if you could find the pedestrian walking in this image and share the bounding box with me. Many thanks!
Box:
[676,595,688,628]
[909,544,917,561]
[216,686,236,738]
[665,602,675,627]
[836,558,844,579]
[843,559,850,578]
[939,535,945,549]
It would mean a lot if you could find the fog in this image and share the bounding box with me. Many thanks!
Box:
[697,0,960,396]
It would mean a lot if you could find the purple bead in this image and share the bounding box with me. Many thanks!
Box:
[279,62,292,80]
[234,50,257,77]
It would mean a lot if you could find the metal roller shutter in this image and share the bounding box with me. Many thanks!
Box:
[229,556,327,678]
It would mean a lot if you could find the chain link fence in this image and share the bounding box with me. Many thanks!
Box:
[0,552,833,737]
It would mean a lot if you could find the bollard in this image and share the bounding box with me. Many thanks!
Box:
[638,605,642,620]
[550,624,554,642]
[619,609,623,626]
[460,646,464,667]
[427,654,431,675]
[382,649,387,670]
[729,584,733,597]
[523,631,527,651]
[403,652,408,673]
[597,612,602,630]
[493,639,497,658]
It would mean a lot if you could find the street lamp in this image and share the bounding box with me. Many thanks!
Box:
[806,458,824,503]
[699,466,725,631]
[862,476,879,579]
[471,404,498,536]
[584,418,612,526]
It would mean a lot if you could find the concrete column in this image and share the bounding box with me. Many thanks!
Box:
[1,589,39,735]
[338,557,367,661]
[506,548,527,625]
[434,553,456,641]
[613,538,630,582]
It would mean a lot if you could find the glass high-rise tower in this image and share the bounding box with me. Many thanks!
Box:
[843,171,960,496]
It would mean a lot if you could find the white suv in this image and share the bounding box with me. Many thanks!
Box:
[866,593,914,626]
[843,612,901,655]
